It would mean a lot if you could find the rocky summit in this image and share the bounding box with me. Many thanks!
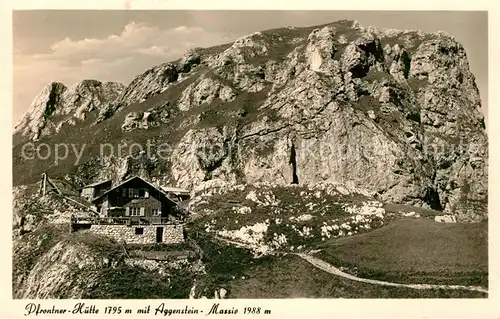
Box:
[13,20,487,223]
[14,80,126,142]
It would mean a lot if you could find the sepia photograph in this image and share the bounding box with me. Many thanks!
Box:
[10,8,490,302]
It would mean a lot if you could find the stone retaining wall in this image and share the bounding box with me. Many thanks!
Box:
[86,224,184,244]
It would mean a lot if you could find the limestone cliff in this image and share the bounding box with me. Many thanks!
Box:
[14,80,125,141]
[164,22,487,221]
[13,20,487,221]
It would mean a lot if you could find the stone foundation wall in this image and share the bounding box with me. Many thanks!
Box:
[162,225,185,243]
[86,224,184,244]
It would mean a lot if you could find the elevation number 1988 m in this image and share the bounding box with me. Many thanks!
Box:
[244,307,271,315]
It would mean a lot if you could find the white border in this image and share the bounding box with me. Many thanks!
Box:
[1,1,499,318]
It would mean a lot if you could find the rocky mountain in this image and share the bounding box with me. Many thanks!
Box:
[14,80,126,141]
[13,20,487,222]
[11,19,489,299]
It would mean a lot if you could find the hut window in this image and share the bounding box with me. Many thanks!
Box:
[135,227,144,235]
[129,188,139,198]
[139,189,146,197]
[130,207,141,216]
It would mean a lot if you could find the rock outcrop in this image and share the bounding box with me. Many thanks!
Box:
[178,76,236,111]
[158,22,486,221]
[96,63,179,123]
[14,80,125,141]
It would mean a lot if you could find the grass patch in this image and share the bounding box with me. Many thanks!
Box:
[407,76,429,92]
[83,265,194,299]
[363,68,390,84]
[316,218,488,286]
[383,202,443,217]
[228,254,486,298]
[188,231,273,298]
[381,32,436,51]
[127,242,196,261]
[127,242,192,252]
[65,231,126,260]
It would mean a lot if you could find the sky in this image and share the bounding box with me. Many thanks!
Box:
[12,10,488,126]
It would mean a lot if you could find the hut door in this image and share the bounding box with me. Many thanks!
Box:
[156,227,164,243]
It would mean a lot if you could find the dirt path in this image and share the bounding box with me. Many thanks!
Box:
[213,235,487,294]
[295,253,488,294]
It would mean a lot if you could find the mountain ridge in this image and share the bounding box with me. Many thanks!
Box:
[13,19,487,221]
[14,79,126,142]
